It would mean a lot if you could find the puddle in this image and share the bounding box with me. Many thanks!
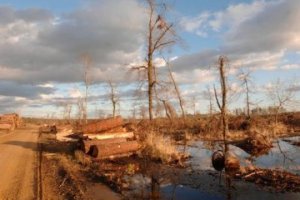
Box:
[123,136,300,199]
[161,184,223,200]
[186,136,300,174]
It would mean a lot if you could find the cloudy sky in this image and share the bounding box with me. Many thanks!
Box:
[0,0,299,118]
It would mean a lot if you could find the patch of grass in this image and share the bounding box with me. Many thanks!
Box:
[142,131,187,164]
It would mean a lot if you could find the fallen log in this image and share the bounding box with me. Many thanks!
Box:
[88,141,140,159]
[82,116,123,134]
[84,132,134,140]
[0,122,14,131]
[80,138,127,153]
[2,113,21,128]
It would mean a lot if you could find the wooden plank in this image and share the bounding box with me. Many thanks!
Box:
[88,141,140,159]
[82,116,123,134]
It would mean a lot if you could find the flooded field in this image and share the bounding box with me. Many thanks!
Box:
[122,135,300,200]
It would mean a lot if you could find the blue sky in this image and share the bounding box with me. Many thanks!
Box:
[0,0,299,118]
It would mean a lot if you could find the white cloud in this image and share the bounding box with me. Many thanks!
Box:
[0,1,147,84]
[280,64,300,70]
[173,69,215,84]
[180,12,210,33]
[180,0,269,36]
[174,0,300,74]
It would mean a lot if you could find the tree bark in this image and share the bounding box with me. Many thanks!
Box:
[88,141,140,159]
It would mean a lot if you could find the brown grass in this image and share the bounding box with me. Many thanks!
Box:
[142,131,187,164]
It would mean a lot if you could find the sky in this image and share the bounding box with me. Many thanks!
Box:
[0,0,299,118]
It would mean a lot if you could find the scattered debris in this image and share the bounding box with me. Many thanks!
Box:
[235,168,300,193]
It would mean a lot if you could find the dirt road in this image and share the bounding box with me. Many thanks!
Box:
[0,125,38,200]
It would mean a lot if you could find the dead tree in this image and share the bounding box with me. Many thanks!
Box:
[214,56,229,151]
[165,59,186,120]
[238,68,253,118]
[145,0,177,120]
[207,86,214,116]
[62,103,72,123]
[80,54,92,124]
[203,85,214,133]
[267,79,296,124]
[107,80,119,118]
[77,97,84,125]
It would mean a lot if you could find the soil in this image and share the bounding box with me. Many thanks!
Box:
[0,124,39,200]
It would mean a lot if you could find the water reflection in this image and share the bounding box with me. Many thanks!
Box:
[186,137,300,174]
[124,136,300,199]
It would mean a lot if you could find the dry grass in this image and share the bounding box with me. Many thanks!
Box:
[268,122,288,136]
[142,131,187,164]
[248,122,287,138]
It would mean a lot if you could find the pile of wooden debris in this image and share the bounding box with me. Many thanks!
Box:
[0,113,22,132]
[79,116,140,160]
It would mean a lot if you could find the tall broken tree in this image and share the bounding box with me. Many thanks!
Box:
[107,80,119,118]
[145,0,177,121]
[214,56,229,151]
[80,53,92,124]
[165,58,186,120]
[238,68,253,118]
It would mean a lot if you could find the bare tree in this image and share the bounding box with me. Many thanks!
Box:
[238,68,253,118]
[145,0,177,120]
[165,59,186,120]
[80,53,92,124]
[206,86,214,116]
[77,97,84,125]
[62,103,72,123]
[140,105,148,119]
[107,80,119,118]
[214,56,229,150]
[267,79,296,124]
